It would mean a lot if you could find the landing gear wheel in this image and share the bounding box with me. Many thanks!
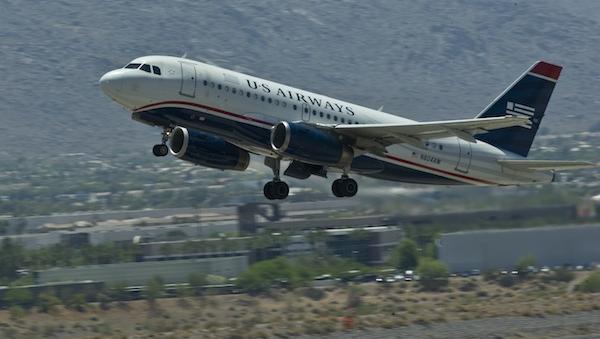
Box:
[263,181,289,200]
[332,179,345,198]
[152,144,169,157]
[263,157,290,200]
[273,181,289,199]
[342,178,358,197]
[332,177,358,198]
[263,181,276,200]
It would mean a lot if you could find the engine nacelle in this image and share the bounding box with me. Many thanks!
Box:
[270,121,353,167]
[169,127,250,171]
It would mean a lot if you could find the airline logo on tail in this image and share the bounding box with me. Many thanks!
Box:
[506,101,535,129]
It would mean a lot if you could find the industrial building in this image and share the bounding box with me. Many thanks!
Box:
[438,223,600,272]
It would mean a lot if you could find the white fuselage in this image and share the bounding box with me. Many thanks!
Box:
[100,55,553,186]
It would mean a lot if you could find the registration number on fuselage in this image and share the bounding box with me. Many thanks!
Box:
[420,154,441,164]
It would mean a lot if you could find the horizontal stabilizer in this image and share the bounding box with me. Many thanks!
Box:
[498,159,597,171]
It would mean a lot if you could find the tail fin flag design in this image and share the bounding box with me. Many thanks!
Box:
[475,61,562,157]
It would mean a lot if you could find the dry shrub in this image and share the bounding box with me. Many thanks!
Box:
[431,313,447,323]
[476,290,489,298]
[459,280,478,292]
[300,287,327,301]
[346,286,363,309]
[395,318,408,327]
[413,317,430,326]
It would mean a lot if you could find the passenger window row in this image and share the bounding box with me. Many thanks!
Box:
[202,80,359,124]
[124,63,161,75]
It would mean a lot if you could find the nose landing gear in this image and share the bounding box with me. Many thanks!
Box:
[152,144,169,157]
[152,128,171,157]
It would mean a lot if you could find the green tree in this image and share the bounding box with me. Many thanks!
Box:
[145,275,165,303]
[515,255,536,273]
[416,258,449,291]
[390,239,418,270]
[422,242,437,259]
[97,292,111,310]
[236,257,310,294]
[175,285,192,299]
[4,287,33,308]
[65,293,87,312]
[188,272,207,296]
[37,291,61,313]
[9,305,26,319]
[107,282,129,302]
[0,220,9,235]
[0,238,25,282]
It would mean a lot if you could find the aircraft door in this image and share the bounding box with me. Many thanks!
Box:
[179,62,196,98]
[301,103,310,122]
[455,139,472,173]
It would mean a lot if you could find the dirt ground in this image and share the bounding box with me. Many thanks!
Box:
[0,273,599,338]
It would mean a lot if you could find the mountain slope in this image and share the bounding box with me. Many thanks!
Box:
[1,0,599,157]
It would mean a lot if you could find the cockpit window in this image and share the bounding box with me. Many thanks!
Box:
[124,63,141,69]
[140,64,151,73]
[152,66,161,75]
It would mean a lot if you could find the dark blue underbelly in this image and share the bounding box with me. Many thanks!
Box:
[134,107,463,185]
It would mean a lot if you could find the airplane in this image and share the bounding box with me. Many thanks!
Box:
[100,56,595,200]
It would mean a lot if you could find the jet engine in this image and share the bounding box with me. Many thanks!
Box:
[270,121,353,166]
[169,127,250,171]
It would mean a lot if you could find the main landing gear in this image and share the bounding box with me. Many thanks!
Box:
[152,128,171,157]
[263,157,289,200]
[332,175,358,198]
[261,158,357,199]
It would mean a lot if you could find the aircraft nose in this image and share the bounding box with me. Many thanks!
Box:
[99,70,124,96]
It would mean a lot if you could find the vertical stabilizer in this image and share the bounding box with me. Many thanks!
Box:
[475,61,562,157]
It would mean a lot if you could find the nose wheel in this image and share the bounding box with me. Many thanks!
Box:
[152,144,169,157]
[332,176,358,198]
[263,157,289,200]
[152,128,171,157]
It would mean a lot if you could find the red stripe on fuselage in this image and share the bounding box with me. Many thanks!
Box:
[135,100,498,186]
[383,155,497,185]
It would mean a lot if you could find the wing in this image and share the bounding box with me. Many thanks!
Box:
[331,115,529,150]
[498,159,597,171]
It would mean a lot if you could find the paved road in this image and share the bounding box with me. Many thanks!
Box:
[297,311,600,339]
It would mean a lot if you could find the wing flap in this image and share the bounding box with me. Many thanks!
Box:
[498,159,597,171]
